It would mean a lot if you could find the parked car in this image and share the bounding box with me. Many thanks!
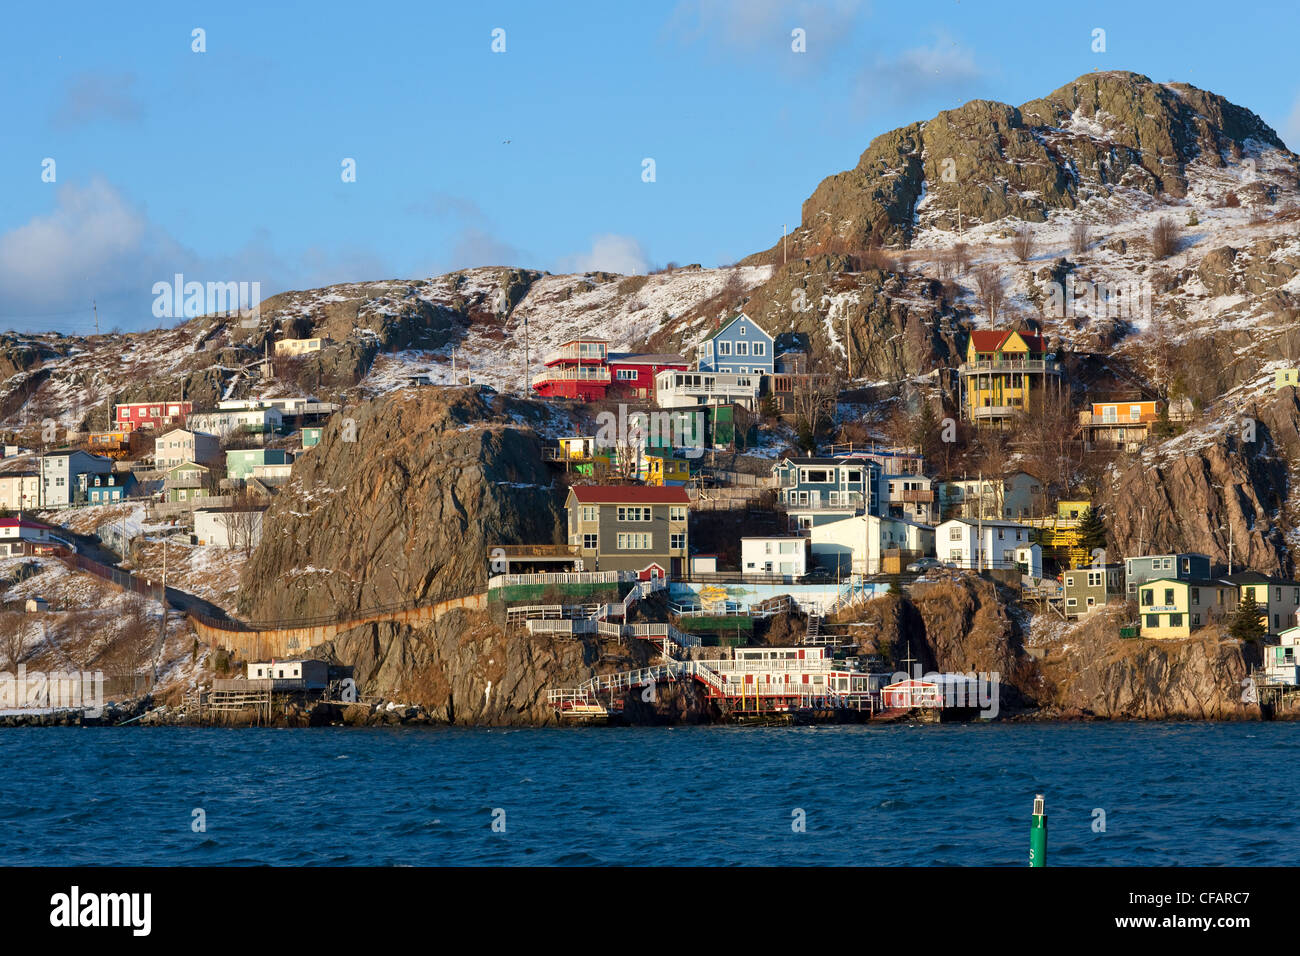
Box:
[906,557,944,573]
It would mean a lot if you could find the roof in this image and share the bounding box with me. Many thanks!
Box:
[0,518,44,529]
[967,329,1047,353]
[779,456,876,467]
[568,485,690,505]
[1139,577,1227,589]
[942,517,1033,529]
[1221,572,1300,587]
[607,352,688,366]
[707,312,773,342]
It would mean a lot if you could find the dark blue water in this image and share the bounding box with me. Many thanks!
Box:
[0,723,1293,866]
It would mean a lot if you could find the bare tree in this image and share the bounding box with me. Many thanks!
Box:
[0,615,27,668]
[1011,225,1035,263]
[973,264,1006,322]
[1151,218,1179,259]
[791,346,840,455]
[952,242,971,275]
[1070,222,1092,256]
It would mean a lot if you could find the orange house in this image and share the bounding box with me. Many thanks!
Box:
[1079,400,1160,450]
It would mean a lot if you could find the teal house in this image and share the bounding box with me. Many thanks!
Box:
[226,448,293,481]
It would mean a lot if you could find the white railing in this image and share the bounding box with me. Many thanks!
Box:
[489,571,634,589]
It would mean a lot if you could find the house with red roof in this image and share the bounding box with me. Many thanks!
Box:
[958,328,1063,426]
[0,516,54,557]
[564,485,690,577]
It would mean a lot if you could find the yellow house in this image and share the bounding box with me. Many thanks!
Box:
[557,436,597,460]
[643,454,690,487]
[1138,578,1231,638]
[959,329,1062,425]
[1276,369,1300,389]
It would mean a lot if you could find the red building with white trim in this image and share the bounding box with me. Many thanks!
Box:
[531,339,686,402]
[114,400,193,432]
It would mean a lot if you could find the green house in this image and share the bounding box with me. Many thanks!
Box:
[226,448,293,481]
[302,427,323,449]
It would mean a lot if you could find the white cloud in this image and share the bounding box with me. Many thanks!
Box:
[555,235,650,276]
[54,72,144,128]
[0,179,394,333]
[669,0,864,54]
[1282,93,1300,152]
[855,33,986,112]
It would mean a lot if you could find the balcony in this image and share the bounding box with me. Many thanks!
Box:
[532,367,612,387]
[543,342,608,365]
[971,404,1021,420]
[1079,411,1158,426]
[959,359,1060,374]
[892,488,935,503]
[781,490,866,511]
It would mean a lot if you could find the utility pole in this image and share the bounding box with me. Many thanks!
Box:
[93,300,99,336]
[782,224,787,266]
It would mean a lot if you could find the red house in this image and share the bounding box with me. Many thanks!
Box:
[607,352,688,400]
[114,400,193,432]
[532,339,611,401]
[531,339,687,402]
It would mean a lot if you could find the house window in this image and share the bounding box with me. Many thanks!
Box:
[1190,587,1199,604]
[670,506,687,521]
[617,533,650,550]
[616,369,637,381]
[949,526,962,541]
[1164,589,1175,606]
[1169,613,1183,628]
[1146,614,1158,628]
[718,341,731,355]
[670,533,685,550]
[1141,589,1154,607]
[1066,598,1077,607]
[753,342,765,356]
[581,506,598,522]
[1087,571,1102,587]
[583,534,598,549]
[617,506,651,522]
[1192,614,1201,626]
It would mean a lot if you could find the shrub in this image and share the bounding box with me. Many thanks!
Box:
[1150,218,1179,259]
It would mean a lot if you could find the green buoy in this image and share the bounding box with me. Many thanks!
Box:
[1029,794,1047,867]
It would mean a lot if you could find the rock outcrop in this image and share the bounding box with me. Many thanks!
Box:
[236,387,563,622]
[746,71,1292,260]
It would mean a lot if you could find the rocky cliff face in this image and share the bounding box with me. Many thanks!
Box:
[1036,608,1261,719]
[1101,389,1300,576]
[236,387,563,622]
[747,71,1291,260]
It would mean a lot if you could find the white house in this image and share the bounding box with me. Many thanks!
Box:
[187,407,283,439]
[809,513,936,576]
[1264,626,1300,687]
[740,537,810,577]
[939,472,1045,520]
[194,507,265,549]
[0,472,41,511]
[247,658,329,689]
[653,370,762,410]
[155,428,222,469]
[936,518,1040,575]
[0,517,52,556]
[274,337,332,357]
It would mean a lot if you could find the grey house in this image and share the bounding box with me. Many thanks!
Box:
[1125,553,1212,598]
[38,450,114,507]
[696,313,775,376]
[566,485,690,576]
[1063,563,1124,617]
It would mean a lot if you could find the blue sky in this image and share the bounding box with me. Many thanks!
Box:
[3,0,1298,333]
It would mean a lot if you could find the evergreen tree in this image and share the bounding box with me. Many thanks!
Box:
[911,400,941,460]
[1078,506,1108,554]
[1229,590,1268,643]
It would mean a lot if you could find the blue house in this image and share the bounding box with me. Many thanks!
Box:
[771,456,880,531]
[87,472,137,504]
[697,313,775,376]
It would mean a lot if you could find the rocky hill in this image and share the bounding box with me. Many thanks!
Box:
[236,387,563,622]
